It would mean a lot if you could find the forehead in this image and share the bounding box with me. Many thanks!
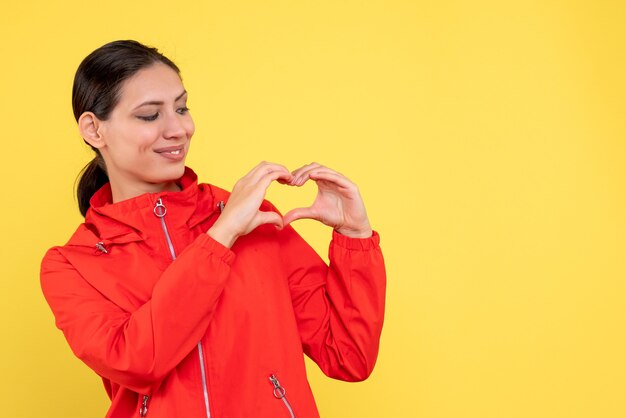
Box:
[117,63,184,105]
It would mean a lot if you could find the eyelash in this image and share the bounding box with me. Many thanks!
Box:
[137,107,190,122]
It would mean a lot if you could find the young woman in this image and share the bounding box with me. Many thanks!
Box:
[41,40,386,418]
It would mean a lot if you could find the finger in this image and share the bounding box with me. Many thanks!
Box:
[250,161,288,173]
[291,169,323,187]
[290,162,323,185]
[257,168,294,190]
[249,161,293,183]
[228,170,293,220]
[239,165,293,193]
[291,165,349,187]
[294,164,346,179]
[307,169,355,189]
[255,210,285,230]
[283,207,318,226]
[291,162,322,178]
[291,168,354,190]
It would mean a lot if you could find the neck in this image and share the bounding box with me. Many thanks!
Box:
[109,178,181,204]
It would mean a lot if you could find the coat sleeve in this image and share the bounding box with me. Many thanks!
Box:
[40,233,234,394]
[277,225,386,382]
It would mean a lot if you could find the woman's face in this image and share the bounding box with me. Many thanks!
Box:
[97,62,195,200]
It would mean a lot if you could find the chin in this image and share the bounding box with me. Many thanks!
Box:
[167,164,187,181]
[147,162,187,184]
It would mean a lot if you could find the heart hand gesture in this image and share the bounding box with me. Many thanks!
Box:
[207,162,372,248]
[283,163,372,238]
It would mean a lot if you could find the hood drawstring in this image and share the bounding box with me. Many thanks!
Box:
[95,242,108,254]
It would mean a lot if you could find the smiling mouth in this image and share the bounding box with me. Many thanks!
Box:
[154,146,186,160]
[154,147,184,154]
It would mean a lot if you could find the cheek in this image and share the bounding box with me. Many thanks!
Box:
[110,128,159,162]
[134,126,162,149]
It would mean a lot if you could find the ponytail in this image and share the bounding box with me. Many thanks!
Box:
[76,152,108,217]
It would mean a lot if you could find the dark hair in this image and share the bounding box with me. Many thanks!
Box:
[74,40,180,217]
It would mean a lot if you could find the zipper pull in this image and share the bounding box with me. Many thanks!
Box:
[95,242,108,254]
[269,374,286,399]
[217,200,225,212]
[154,198,167,218]
[139,395,149,417]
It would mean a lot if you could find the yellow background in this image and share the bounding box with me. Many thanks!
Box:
[1,1,625,417]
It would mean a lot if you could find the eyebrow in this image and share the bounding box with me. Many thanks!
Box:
[133,90,188,110]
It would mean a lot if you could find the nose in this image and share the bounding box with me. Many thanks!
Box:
[163,111,189,140]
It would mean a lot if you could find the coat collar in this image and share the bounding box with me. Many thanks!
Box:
[68,167,226,246]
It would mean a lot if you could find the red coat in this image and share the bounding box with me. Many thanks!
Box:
[40,168,386,418]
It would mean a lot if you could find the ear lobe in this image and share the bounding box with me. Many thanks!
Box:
[78,112,105,149]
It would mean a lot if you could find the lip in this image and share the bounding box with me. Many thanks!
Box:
[154,145,186,161]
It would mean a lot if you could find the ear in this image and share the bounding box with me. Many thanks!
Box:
[78,112,105,149]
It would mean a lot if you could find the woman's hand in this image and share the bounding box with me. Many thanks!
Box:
[208,162,293,248]
[283,163,373,238]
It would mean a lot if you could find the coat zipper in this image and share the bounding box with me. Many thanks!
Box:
[154,198,212,418]
[269,374,296,418]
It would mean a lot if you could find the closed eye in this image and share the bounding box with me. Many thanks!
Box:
[137,113,159,121]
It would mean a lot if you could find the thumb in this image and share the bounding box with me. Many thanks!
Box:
[255,210,285,230]
[283,207,317,226]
